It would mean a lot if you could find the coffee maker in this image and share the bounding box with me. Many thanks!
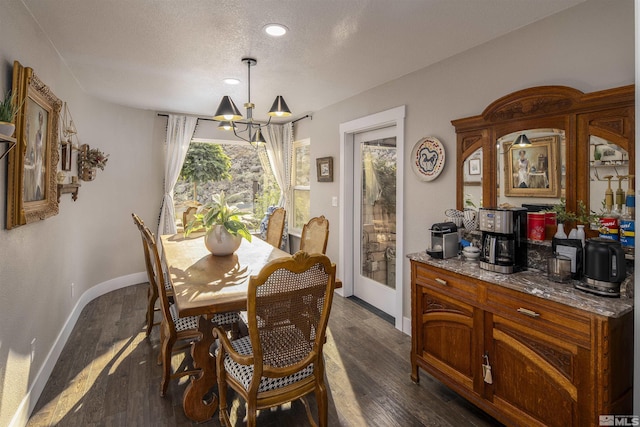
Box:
[427,222,459,259]
[479,207,527,274]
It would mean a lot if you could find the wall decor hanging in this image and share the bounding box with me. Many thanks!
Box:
[78,144,109,181]
[6,61,62,229]
[411,136,445,181]
[316,156,333,182]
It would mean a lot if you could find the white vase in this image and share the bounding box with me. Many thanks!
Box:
[0,121,15,138]
[554,223,568,239]
[568,228,578,239]
[204,225,242,256]
[576,224,586,245]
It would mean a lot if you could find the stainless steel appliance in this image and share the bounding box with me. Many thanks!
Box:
[479,207,527,274]
[427,222,459,259]
[576,238,626,297]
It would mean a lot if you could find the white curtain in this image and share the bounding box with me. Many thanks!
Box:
[263,122,293,209]
[158,115,197,237]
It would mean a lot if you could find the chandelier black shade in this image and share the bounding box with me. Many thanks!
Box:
[217,121,236,131]
[251,128,266,145]
[213,96,242,122]
[268,95,291,117]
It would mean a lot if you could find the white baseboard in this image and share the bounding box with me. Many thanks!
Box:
[402,315,411,336]
[9,272,147,427]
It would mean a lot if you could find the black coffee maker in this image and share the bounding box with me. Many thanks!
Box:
[478,207,527,274]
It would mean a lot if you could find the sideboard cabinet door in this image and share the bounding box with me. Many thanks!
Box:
[412,283,479,395]
[487,314,585,427]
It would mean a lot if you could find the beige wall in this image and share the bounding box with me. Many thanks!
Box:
[0,0,636,425]
[0,2,163,425]
[295,0,634,323]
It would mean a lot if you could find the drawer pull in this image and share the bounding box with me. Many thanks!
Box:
[517,308,540,318]
[435,278,448,286]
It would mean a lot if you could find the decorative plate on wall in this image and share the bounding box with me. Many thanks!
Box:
[411,136,445,181]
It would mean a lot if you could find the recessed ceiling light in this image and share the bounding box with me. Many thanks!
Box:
[264,24,288,37]
[223,78,240,85]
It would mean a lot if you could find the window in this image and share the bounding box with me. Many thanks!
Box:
[174,140,280,231]
[291,138,310,234]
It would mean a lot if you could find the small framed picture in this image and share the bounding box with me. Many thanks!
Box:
[316,156,333,182]
[468,158,481,175]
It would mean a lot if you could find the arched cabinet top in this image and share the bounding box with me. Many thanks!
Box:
[482,86,585,123]
[452,84,635,211]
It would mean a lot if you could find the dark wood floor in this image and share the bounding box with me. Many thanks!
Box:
[27,283,502,426]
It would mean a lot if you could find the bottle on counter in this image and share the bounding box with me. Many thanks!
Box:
[576,224,586,245]
[620,177,635,254]
[554,223,568,239]
[599,175,620,241]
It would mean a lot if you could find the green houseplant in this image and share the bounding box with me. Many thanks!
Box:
[0,90,20,137]
[185,191,253,255]
[545,198,600,238]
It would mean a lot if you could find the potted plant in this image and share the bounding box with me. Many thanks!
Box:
[546,199,600,238]
[78,144,109,181]
[185,191,253,256]
[0,90,20,137]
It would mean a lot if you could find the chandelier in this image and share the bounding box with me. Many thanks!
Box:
[213,57,291,146]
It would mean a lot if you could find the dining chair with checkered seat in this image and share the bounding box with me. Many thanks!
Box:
[213,251,336,427]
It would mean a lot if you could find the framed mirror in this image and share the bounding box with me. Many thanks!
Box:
[453,85,634,217]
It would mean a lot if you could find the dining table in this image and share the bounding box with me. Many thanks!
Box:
[160,232,290,422]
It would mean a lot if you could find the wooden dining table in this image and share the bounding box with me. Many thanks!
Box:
[160,232,290,422]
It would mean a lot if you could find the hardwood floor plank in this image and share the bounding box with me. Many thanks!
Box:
[27,284,502,426]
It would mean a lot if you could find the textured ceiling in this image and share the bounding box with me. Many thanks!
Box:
[22,0,586,122]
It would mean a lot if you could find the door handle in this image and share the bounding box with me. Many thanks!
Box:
[517,307,540,318]
[434,278,448,286]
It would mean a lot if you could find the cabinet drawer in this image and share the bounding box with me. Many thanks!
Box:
[484,285,591,346]
[413,263,477,302]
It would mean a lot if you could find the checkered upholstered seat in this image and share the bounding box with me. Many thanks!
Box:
[218,334,315,393]
[213,251,336,427]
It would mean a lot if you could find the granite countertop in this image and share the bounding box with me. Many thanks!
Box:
[408,252,633,318]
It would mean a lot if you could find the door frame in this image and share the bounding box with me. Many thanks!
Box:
[338,105,405,331]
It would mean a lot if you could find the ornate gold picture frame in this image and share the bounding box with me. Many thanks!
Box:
[6,61,61,229]
[504,135,560,198]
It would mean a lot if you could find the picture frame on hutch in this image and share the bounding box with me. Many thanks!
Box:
[504,135,560,198]
[6,61,61,229]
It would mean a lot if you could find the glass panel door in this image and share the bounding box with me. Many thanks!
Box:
[354,127,397,315]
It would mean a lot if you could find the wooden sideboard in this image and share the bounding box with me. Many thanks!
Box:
[410,257,633,427]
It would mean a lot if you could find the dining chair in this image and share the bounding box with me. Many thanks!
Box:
[137,216,241,396]
[132,213,172,337]
[265,207,286,248]
[300,215,330,254]
[213,251,336,427]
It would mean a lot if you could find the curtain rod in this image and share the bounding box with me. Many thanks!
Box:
[156,113,311,125]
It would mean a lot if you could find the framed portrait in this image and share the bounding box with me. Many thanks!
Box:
[316,156,333,182]
[504,135,560,198]
[469,158,481,175]
[6,61,61,229]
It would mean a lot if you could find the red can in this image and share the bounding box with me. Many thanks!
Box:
[545,212,557,240]
[527,212,545,241]
[599,216,619,240]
